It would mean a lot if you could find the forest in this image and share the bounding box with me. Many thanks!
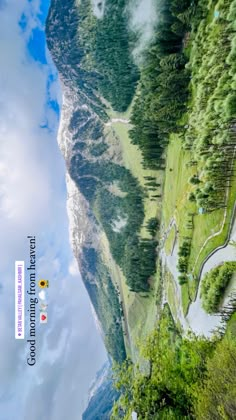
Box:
[70,150,158,292]
[129,0,195,169]
[182,0,236,213]
[78,0,139,112]
[130,0,236,215]
[129,0,236,296]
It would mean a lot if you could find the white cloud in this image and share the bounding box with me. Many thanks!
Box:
[91,0,105,19]
[48,76,60,103]
[0,1,107,419]
[69,258,79,276]
[0,0,61,272]
[39,290,46,301]
[127,0,158,62]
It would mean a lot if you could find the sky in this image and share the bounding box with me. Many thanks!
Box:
[0,1,107,419]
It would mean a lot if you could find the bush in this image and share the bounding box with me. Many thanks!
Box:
[179,274,188,285]
[178,241,191,257]
[178,256,188,273]
[146,217,159,236]
[201,262,236,313]
[188,192,196,202]
[189,175,201,184]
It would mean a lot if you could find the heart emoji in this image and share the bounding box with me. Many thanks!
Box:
[39,290,46,301]
[40,312,48,324]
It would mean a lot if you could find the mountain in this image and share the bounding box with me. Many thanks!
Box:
[82,362,119,420]
[45,0,148,363]
[87,361,111,403]
[82,361,119,420]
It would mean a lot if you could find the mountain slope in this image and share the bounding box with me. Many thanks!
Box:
[45,0,148,362]
[82,361,119,420]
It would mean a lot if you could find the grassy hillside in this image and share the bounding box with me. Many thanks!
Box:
[101,115,163,359]
[162,0,236,313]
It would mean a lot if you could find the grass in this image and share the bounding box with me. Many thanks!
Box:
[109,120,163,240]
[163,134,224,267]
[113,120,162,359]
[108,98,133,121]
[185,0,236,282]
[192,163,236,282]
[226,312,236,338]
[99,231,132,357]
[162,134,196,231]
[165,268,183,332]
[101,234,161,361]
[101,115,163,361]
[182,283,192,316]
[121,271,160,361]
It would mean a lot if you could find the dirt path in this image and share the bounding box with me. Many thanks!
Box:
[105,118,130,127]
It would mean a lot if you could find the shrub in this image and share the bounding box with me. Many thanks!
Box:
[189,175,201,184]
[179,274,188,285]
[178,241,191,257]
[178,256,188,273]
[201,262,236,313]
[146,217,159,236]
[188,192,196,202]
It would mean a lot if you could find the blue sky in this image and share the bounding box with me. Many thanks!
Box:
[0,1,107,419]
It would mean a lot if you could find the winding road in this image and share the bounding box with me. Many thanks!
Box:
[161,215,236,336]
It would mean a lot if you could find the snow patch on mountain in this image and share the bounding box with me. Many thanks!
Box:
[66,172,86,258]
[57,86,75,163]
[57,87,100,265]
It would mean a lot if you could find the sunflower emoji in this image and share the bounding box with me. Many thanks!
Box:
[38,279,49,289]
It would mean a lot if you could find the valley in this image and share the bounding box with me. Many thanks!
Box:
[45,0,236,418]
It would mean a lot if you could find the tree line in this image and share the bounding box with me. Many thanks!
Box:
[129,0,194,169]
